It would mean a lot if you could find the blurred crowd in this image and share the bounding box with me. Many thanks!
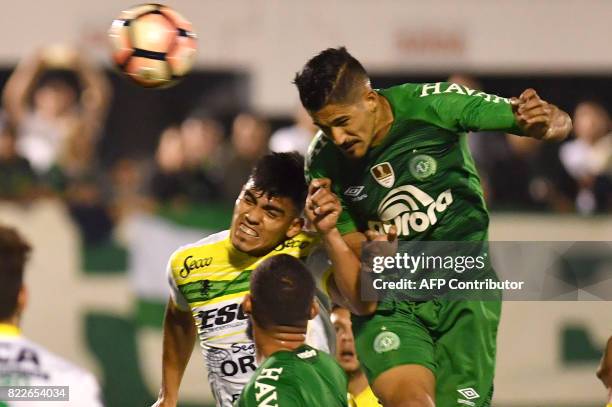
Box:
[0,49,610,248]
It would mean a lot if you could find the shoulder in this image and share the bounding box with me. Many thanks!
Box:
[241,355,303,404]
[20,338,99,386]
[271,230,320,258]
[167,230,229,279]
[382,81,503,100]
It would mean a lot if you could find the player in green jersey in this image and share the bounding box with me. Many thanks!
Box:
[237,254,348,407]
[295,47,572,407]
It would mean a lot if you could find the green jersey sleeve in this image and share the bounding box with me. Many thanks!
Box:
[305,134,360,235]
[392,82,524,135]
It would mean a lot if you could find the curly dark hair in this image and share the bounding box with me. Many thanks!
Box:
[293,46,369,112]
[248,151,307,213]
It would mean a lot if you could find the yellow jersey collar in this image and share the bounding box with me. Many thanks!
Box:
[0,323,21,337]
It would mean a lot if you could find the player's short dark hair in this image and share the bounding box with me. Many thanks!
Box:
[250,254,315,328]
[293,46,369,112]
[248,152,307,213]
[0,225,31,320]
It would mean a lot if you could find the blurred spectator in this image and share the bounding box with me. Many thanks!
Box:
[151,126,187,204]
[109,158,155,220]
[221,112,270,201]
[2,45,110,184]
[505,135,575,212]
[151,119,222,205]
[269,105,317,154]
[180,116,224,198]
[182,117,224,167]
[65,174,114,246]
[2,46,114,245]
[0,116,37,201]
[560,101,612,214]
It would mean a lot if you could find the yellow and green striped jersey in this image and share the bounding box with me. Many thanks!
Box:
[167,229,321,406]
[348,385,382,407]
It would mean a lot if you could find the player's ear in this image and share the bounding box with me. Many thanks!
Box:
[285,216,304,239]
[364,88,378,113]
[16,285,27,318]
[309,300,320,320]
[242,294,252,315]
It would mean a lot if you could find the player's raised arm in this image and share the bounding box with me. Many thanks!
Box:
[510,88,572,142]
[2,50,46,124]
[305,178,376,316]
[72,50,111,138]
[153,299,197,407]
[155,259,197,407]
[419,82,571,142]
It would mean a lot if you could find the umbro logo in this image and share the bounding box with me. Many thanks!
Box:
[457,387,479,400]
[344,186,368,202]
[344,186,364,197]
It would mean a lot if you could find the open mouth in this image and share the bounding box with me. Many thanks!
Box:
[340,350,355,360]
[238,223,259,238]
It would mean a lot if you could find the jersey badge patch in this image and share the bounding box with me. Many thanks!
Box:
[409,154,437,180]
[373,330,400,353]
[370,162,395,188]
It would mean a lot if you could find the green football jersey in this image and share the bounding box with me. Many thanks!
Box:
[306,82,523,241]
[236,345,348,407]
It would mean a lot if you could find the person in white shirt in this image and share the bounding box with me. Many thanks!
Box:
[0,225,104,407]
[269,106,318,155]
[559,101,612,213]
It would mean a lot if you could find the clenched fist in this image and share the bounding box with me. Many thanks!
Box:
[305,178,342,235]
[510,88,572,142]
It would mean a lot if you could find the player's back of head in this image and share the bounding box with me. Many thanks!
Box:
[248,151,308,213]
[294,46,369,112]
[0,225,31,321]
[250,254,315,328]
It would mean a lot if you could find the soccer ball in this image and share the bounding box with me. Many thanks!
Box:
[109,3,197,88]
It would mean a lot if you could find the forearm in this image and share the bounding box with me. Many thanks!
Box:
[76,58,111,132]
[159,301,196,404]
[3,54,45,123]
[322,229,376,315]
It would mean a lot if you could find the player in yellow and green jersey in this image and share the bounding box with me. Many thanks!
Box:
[598,335,612,406]
[295,47,572,406]
[237,254,348,407]
[331,305,382,407]
[154,152,332,407]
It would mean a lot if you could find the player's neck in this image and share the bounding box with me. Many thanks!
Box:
[254,324,307,360]
[371,93,394,147]
[348,369,369,397]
